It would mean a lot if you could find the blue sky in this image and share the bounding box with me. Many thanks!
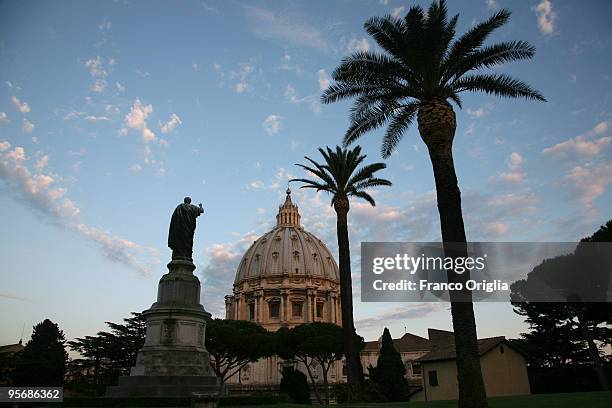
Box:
[1,0,611,348]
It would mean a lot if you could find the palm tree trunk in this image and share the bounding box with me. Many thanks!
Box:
[334,196,364,400]
[418,99,488,408]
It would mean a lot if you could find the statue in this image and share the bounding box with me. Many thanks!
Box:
[168,197,204,261]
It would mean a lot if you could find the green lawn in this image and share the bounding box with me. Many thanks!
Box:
[225,391,612,408]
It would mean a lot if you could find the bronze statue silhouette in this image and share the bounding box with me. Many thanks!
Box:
[168,197,203,261]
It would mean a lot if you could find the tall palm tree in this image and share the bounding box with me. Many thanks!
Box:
[321,2,545,407]
[291,145,392,399]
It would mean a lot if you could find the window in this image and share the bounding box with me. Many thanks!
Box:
[269,302,280,319]
[342,364,347,377]
[292,302,302,317]
[412,362,422,376]
[316,303,324,318]
[500,345,505,354]
[428,370,438,387]
[249,303,255,321]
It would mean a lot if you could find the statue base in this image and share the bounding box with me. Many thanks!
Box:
[106,260,219,400]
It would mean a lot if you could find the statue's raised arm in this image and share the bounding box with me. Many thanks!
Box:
[168,197,204,261]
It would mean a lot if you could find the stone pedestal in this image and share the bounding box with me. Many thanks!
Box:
[106,259,220,400]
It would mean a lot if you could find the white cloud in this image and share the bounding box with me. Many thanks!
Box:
[248,180,265,190]
[122,99,156,143]
[0,145,157,275]
[11,96,30,113]
[230,63,255,94]
[317,69,330,91]
[0,112,9,125]
[84,115,110,122]
[128,164,142,173]
[284,84,321,113]
[535,0,556,35]
[34,154,49,171]
[244,5,330,53]
[262,114,282,136]
[486,0,498,10]
[491,152,527,183]
[543,121,611,157]
[466,107,487,118]
[0,140,11,151]
[160,113,182,133]
[22,119,34,133]
[391,6,405,19]
[563,163,612,209]
[84,56,113,93]
[115,81,125,93]
[346,36,370,53]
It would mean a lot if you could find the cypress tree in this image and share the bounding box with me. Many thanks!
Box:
[368,328,409,401]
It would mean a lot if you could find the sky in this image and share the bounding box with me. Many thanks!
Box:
[1,0,611,349]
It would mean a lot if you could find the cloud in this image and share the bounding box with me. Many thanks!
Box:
[356,304,444,331]
[34,154,48,171]
[0,112,9,125]
[0,292,30,302]
[263,114,282,136]
[11,96,30,113]
[84,56,113,93]
[317,69,330,91]
[115,81,126,93]
[284,84,321,113]
[486,0,498,10]
[22,119,34,133]
[491,152,526,184]
[391,6,405,19]
[345,36,370,53]
[279,52,303,75]
[535,0,556,35]
[199,231,261,316]
[247,180,265,190]
[563,162,612,209]
[543,121,611,157]
[243,5,330,53]
[466,107,487,118]
[84,115,110,122]
[231,63,255,94]
[128,164,142,173]
[122,99,156,143]
[160,113,182,133]
[0,141,10,151]
[0,145,157,275]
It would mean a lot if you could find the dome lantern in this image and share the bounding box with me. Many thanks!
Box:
[276,188,301,227]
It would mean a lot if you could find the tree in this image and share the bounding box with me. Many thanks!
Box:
[13,319,68,386]
[321,2,545,406]
[279,366,311,405]
[368,328,409,401]
[511,220,612,390]
[205,319,274,391]
[68,312,146,388]
[291,145,391,399]
[276,323,344,405]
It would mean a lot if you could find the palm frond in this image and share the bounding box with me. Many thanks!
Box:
[350,190,377,207]
[381,102,419,158]
[452,73,547,101]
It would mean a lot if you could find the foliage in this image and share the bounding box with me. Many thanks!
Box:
[13,319,68,386]
[276,322,344,405]
[368,328,409,402]
[511,220,612,389]
[291,145,391,400]
[67,312,146,388]
[219,394,290,406]
[280,366,311,404]
[291,145,392,206]
[205,318,275,386]
[321,0,544,157]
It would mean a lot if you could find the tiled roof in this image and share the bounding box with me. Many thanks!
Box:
[0,343,24,354]
[416,336,507,362]
[363,332,431,353]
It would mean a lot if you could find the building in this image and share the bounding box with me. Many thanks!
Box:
[224,189,343,390]
[0,340,24,385]
[412,329,531,401]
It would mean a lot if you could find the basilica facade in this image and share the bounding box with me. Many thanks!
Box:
[224,189,344,389]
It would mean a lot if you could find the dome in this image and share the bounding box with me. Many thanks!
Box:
[234,189,339,283]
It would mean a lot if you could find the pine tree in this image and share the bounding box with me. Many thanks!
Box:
[13,319,68,386]
[368,328,409,401]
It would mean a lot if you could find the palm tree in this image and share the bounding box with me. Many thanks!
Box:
[321,2,545,407]
[291,145,392,399]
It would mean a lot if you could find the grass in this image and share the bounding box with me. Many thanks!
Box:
[223,391,612,408]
